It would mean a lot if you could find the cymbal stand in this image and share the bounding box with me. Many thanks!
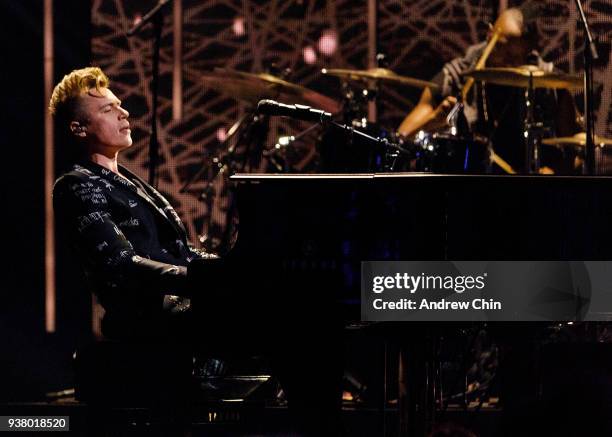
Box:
[523,74,545,174]
[185,107,270,191]
[264,123,321,172]
[180,111,253,195]
[340,81,377,127]
[181,108,268,252]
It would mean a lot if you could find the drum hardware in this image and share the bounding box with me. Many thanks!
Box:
[246,91,408,173]
[461,66,583,90]
[541,133,612,175]
[180,110,266,196]
[411,130,491,174]
[265,123,322,173]
[324,120,408,158]
[383,134,415,172]
[192,67,341,180]
[522,74,560,174]
[180,106,270,252]
[322,67,438,90]
[490,150,516,174]
[318,118,409,173]
[323,66,383,136]
[410,9,514,175]
[338,81,377,125]
[409,93,487,174]
[542,132,612,149]
[410,131,515,174]
[195,63,340,252]
[428,8,560,174]
[315,117,409,172]
[446,100,470,137]
[462,65,583,174]
[324,65,433,130]
[524,72,541,173]
[320,66,430,172]
[199,68,342,176]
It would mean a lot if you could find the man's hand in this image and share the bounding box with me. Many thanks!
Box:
[398,90,458,137]
[432,95,458,125]
[494,8,523,42]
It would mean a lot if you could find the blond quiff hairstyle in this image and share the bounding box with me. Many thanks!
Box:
[48,67,109,123]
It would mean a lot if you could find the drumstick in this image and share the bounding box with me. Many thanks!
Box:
[461,31,501,101]
[490,150,517,174]
[461,6,523,100]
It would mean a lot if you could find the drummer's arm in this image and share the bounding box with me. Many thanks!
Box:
[398,87,456,137]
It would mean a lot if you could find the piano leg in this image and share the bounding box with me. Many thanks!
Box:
[398,327,440,436]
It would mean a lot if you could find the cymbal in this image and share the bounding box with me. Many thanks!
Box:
[201,68,340,113]
[462,65,583,89]
[322,67,438,89]
[542,132,612,148]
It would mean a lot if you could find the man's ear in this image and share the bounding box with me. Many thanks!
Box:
[69,121,87,138]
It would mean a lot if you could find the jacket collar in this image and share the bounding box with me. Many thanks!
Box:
[73,161,188,238]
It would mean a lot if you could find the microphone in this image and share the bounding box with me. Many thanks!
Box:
[257,99,332,123]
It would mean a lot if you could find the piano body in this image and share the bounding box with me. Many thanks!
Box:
[188,173,612,435]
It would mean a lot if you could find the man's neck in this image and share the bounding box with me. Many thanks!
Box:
[89,151,121,174]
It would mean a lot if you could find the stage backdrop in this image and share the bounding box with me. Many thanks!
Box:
[91,0,612,252]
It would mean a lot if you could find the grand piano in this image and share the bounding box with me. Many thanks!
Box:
[189,173,612,435]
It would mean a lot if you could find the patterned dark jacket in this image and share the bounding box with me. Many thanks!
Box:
[53,160,205,339]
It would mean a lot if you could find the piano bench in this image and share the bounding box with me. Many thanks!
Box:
[73,341,193,407]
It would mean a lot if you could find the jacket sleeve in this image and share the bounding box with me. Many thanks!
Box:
[53,176,191,298]
[188,245,219,260]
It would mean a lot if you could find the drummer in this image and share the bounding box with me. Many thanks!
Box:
[398,4,582,173]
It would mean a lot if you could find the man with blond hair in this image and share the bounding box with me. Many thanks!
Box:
[52,67,343,434]
[51,67,203,340]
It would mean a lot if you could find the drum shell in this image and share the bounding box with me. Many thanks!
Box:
[413,131,490,174]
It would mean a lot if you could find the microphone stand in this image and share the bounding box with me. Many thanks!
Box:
[574,0,598,175]
[326,120,410,157]
[127,0,172,186]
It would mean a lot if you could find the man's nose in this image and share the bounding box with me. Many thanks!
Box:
[119,106,129,118]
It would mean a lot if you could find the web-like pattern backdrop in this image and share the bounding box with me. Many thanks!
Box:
[91,0,612,251]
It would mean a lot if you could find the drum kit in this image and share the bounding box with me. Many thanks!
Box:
[199,60,609,177]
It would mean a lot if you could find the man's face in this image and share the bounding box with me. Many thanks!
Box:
[75,87,132,154]
[489,36,531,67]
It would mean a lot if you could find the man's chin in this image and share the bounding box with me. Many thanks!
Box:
[120,138,133,148]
